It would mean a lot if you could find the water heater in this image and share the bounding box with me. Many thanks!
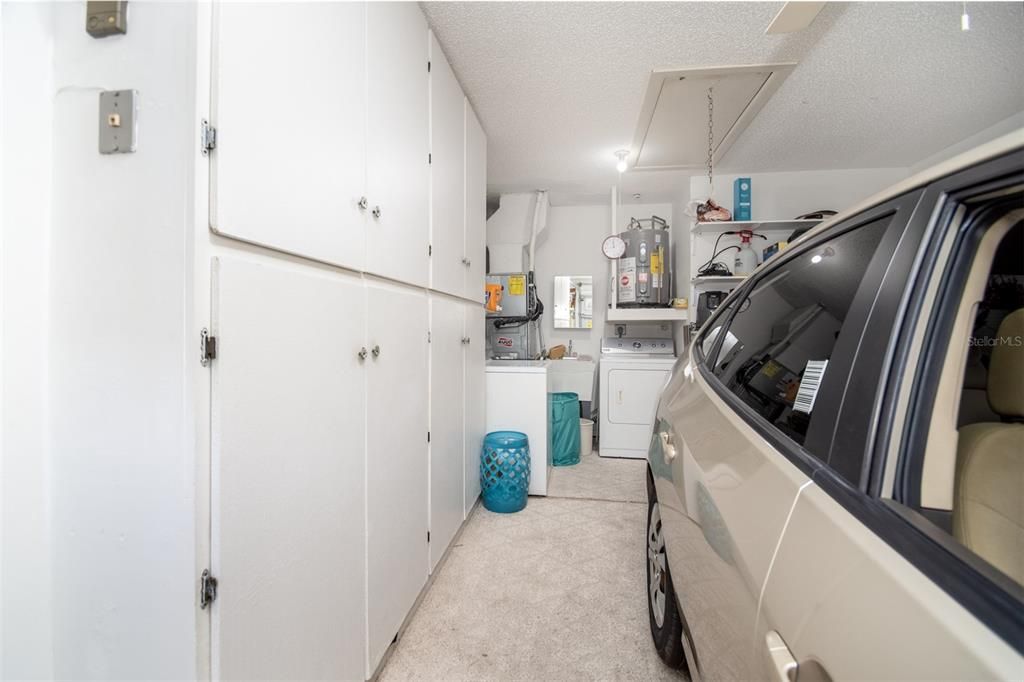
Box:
[616,216,672,307]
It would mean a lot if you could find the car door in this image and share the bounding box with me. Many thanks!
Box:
[756,154,1024,680]
[654,193,921,681]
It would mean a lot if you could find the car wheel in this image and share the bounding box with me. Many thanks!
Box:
[647,482,687,670]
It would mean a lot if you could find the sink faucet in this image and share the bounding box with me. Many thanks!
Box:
[567,339,574,357]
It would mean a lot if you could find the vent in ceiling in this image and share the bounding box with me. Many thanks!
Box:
[629,63,796,171]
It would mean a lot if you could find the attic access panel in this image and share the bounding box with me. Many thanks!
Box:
[630,64,796,171]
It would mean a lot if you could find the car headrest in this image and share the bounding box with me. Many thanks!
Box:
[988,308,1024,419]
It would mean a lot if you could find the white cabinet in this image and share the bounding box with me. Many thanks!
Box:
[211,257,367,681]
[365,280,429,674]
[463,305,486,516]
[211,2,433,290]
[429,33,467,298]
[367,3,430,288]
[464,103,487,303]
[429,295,465,571]
[486,363,552,496]
[211,2,367,272]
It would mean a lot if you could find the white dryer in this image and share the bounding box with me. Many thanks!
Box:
[598,337,677,459]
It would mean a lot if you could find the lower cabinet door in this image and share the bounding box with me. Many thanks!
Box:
[463,304,486,517]
[211,257,367,681]
[366,280,429,674]
[429,295,466,570]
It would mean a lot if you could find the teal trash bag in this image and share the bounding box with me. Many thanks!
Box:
[549,392,581,466]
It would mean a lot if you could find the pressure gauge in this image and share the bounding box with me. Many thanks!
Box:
[602,235,626,259]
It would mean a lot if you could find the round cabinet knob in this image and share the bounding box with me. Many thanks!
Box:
[357,347,368,361]
[372,206,382,219]
[357,196,368,210]
[633,341,642,350]
[371,344,381,358]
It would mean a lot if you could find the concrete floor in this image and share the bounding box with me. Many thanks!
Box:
[379,452,685,682]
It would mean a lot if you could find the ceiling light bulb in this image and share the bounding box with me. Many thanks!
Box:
[811,254,823,264]
[961,2,970,30]
[614,150,629,174]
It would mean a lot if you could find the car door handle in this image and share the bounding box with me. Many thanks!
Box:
[765,631,798,682]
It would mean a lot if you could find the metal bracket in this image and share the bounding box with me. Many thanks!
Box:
[200,569,218,609]
[201,119,217,155]
[200,328,217,366]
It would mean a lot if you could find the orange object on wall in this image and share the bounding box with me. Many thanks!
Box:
[485,283,503,312]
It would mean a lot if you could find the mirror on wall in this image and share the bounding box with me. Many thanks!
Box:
[553,275,593,329]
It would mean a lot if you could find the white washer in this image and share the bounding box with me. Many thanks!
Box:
[599,338,677,459]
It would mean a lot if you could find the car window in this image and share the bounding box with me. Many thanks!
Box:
[896,214,1024,590]
[710,216,892,450]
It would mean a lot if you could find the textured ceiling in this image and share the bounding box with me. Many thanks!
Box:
[422,2,1024,204]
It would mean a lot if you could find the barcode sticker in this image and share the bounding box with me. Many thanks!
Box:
[793,360,829,414]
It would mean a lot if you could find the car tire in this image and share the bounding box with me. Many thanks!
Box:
[647,476,687,671]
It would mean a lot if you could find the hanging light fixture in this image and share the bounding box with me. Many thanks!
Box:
[961,1,970,30]
[614,149,629,174]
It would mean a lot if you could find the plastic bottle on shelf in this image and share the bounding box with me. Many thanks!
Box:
[733,229,758,276]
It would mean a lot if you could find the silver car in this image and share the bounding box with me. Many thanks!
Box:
[647,131,1024,680]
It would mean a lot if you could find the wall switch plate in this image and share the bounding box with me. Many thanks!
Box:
[99,89,138,154]
[86,1,127,38]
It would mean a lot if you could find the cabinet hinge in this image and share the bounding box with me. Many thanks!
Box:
[200,328,217,367]
[427,330,432,343]
[427,60,431,73]
[201,119,217,155]
[200,569,218,609]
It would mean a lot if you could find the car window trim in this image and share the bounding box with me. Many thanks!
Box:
[897,190,1024,507]
[843,152,1024,653]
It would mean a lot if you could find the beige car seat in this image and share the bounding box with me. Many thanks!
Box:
[953,308,1024,585]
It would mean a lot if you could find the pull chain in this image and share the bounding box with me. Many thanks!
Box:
[706,86,715,199]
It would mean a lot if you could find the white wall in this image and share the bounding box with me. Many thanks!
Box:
[684,167,909,284]
[909,111,1024,175]
[690,167,909,226]
[533,201,672,359]
[1,2,55,677]
[43,2,197,677]
[485,192,535,272]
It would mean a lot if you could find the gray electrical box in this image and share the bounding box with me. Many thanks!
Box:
[86,1,128,38]
[99,89,138,154]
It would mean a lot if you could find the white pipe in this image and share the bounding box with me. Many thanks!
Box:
[527,190,548,271]
[610,185,618,308]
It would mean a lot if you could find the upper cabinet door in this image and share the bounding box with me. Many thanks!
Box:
[366,3,430,288]
[211,3,366,271]
[429,33,467,298]
[464,103,487,303]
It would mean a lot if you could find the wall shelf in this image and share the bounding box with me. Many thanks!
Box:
[692,275,747,286]
[606,307,688,322]
[690,219,821,236]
